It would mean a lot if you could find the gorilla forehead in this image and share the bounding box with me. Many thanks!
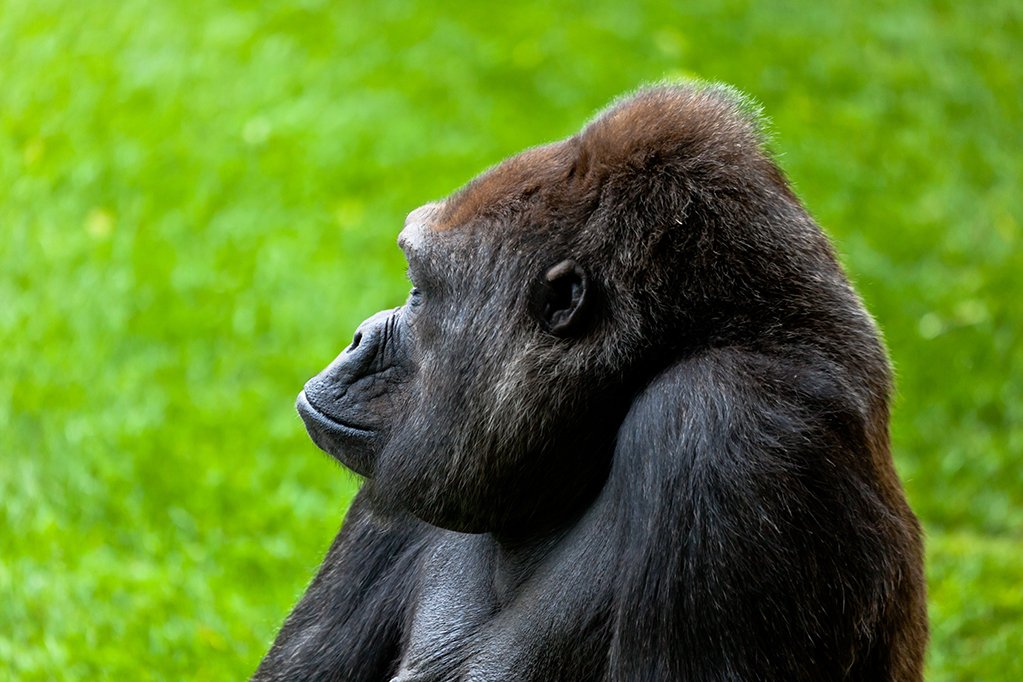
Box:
[399,202,501,279]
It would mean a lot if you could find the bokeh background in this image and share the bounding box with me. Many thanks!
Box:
[1,0,1020,679]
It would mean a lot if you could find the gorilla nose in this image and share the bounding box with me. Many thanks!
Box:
[343,308,396,357]
[303,308,400,417]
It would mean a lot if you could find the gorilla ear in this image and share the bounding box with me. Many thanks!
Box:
[530,260,590,337]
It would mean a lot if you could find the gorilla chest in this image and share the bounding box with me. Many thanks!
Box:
[391,533,606,682]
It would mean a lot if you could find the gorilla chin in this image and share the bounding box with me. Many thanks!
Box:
[295,390,377,477]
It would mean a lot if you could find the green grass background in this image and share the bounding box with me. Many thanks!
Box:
[1,0,1020,679]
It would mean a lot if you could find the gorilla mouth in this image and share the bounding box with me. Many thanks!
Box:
[296,391,377,475]
[296,391,375,437]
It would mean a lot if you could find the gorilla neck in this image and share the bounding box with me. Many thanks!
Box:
[490,528,568,605]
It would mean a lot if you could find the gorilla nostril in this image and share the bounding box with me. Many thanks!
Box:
[349,331,363,351]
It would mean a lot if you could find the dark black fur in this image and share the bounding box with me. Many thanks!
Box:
[254,84,927,681]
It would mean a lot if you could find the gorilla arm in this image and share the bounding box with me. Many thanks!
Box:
[252,485,434,682]
[607,347,910,681]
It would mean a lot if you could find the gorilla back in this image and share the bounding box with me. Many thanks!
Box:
[255,84,928,681]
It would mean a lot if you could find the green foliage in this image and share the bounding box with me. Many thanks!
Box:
[1,0,1019,678]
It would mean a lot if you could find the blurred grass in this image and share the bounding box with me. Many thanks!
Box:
[0,0,1019,679]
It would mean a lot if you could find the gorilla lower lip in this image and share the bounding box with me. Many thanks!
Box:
[296,391,374,439]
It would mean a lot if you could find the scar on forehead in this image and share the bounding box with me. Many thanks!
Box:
[399,203,442,252]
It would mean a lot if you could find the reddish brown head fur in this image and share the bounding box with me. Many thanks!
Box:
[433,84,775,235]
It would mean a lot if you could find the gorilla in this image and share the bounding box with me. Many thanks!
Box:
[254,84,928,681]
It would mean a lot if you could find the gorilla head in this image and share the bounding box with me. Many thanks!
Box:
[298,84,878,535]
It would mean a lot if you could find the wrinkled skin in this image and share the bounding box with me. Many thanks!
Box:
[298,308,409,478]
[254,84,928,682]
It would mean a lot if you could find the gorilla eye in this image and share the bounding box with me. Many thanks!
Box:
[408,287,423,306]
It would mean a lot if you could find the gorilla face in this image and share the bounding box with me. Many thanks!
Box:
[297,187,613,534]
